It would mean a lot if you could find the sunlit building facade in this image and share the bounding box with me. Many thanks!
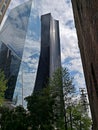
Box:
[0,0,11,24]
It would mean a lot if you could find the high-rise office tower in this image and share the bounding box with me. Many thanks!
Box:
[71,0,98,129]
[0,0,61,107]
[0,0,32,100]
[0,0,11,24]
[0,0,41,105]
[34,13,61,91]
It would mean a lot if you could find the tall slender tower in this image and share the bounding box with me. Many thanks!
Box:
[71,0,98,129]
[34,13,61,91]
[0,0,11,24]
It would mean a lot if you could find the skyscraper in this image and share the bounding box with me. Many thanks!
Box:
[71,0,98,129]
[0,0,61,107]
[0,0,11,24]
[0,0,32,100]
[34,13,61,91]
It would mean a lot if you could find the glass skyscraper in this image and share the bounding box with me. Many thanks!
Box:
[0,0,61,106]
[0,0,33,100]
[34,13,61,91]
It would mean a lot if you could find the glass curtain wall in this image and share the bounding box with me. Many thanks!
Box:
[13,0,41,106]
[0,0,61,107]
[0,0,41,106]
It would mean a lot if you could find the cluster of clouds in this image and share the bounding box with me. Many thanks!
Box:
[1,0,86,105]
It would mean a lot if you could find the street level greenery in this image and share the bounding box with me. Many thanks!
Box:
[0,68,92,130]
[0,70,7,106]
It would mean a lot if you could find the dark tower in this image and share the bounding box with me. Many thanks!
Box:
[71,0,98,129]
[34,13,61,91]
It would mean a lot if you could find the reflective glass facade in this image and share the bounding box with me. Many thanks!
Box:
[34,13,61,91]
[0,0,61,106]
[14,0,41,106]
[0,0,33,101]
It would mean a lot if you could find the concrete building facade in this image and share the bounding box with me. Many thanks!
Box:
[71,0,98,129]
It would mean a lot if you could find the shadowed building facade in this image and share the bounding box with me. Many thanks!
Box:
[71,0,98,129]
[34,13,61,91]
[0,0,11,24]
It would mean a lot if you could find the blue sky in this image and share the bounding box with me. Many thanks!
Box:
[1,0,86,105]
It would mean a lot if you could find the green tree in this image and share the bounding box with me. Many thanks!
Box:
[25,68,65,130]
[26,88,55,130]
[0,70,7,106]
[66,103,92,130]
[0,68,92,130]
[25,68,76,130]
[25,67,77,130]
[62,68,75,130]
[61,68,92,130]
[0,106,28,130]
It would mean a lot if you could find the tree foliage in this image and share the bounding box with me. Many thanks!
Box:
[0,106,28,130]
[62,68,91,130]
[0,68,92,130]
[0,70,7,105]
[66,103,92,130]
[26,88,55,130]
[25,68,65,130]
